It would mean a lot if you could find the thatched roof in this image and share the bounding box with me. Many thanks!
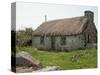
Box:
[33,16,88,36]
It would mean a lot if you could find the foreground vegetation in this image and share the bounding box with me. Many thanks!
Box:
[16,47,97,70]
[16,28,33,46]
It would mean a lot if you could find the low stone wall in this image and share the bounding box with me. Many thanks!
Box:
[86,43,97,48]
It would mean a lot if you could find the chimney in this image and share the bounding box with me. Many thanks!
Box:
[84,10,94,22]
[45,15,47,22]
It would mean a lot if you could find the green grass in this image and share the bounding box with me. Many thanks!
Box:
[16,47,97,70]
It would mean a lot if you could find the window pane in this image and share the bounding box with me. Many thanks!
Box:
[61,36,66,45]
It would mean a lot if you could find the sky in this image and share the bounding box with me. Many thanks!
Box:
[16,2,98,31]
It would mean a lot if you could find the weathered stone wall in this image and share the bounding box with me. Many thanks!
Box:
[32,34,85,51]
[84,10,97,44]
[83,22,97,44]
[32,36,51,50]
[55,34,85,51]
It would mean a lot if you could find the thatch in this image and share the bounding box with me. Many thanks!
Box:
[33,16,88,36]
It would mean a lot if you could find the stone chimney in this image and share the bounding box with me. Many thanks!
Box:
[84,10,94,22]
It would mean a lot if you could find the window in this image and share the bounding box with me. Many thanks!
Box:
[40,36,44,44]
[61,36,66,45]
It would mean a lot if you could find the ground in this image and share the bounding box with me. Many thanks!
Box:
[16,47,97,70]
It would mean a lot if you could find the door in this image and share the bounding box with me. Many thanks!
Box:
[51,36,55,49]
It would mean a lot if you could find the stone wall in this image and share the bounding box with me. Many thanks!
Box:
[54,34,85,51]
[32,36,51,50]
[84,10,97,44]
[32,34,85,51]
[83,22,97,44]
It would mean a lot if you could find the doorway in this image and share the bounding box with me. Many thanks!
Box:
[51,36,55,49]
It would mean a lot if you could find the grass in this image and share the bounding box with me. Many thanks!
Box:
[16,47,97,70]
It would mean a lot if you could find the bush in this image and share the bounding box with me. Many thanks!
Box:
[16,28,33,47]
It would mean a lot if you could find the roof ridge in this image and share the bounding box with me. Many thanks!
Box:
[42,16,84,24]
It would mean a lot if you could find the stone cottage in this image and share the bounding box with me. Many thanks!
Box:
[32,11,97,51]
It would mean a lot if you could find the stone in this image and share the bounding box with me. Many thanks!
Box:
[86,43,97,48]
[33,66,61,72]
[16,51,42,70]
[16,67,33,73]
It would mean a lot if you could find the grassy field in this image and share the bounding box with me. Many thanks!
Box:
[16,47,97,70]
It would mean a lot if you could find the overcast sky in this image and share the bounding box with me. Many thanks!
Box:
[16,2,98,31]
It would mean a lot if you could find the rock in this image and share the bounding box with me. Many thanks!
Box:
[86,43,97,48]
[16,67,33,73]
[16,51,42,71]
[33,66,61,72]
